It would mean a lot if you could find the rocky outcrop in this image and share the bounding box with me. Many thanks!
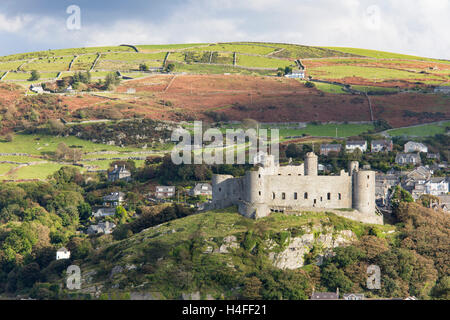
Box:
[268,229,356,270]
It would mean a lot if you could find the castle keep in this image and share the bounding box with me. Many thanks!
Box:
[211,153,383,225]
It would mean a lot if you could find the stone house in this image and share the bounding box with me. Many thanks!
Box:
[102,192,125,207]
[427,153,440,160]
[395,153,421,166]
[92,207,116,218]
[371,140,393,152]
[87,221,116,235]
[375,174,400,206]
[189,183,212,197]
[404,141,428,153]
[320,144,342,156]
[108,165,131,182]
[345,140,367,152]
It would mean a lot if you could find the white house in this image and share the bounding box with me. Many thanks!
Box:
[189,183,213,197]
[285,69,305,79]
[56,247,70,260]
[404,141,428,153]
[346,140,367,152]
[425,177,449,196]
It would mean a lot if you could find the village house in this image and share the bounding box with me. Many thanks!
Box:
[310,289,339,300]
[29,84,44,94]
[92,207,116,218]
[102,192,125,207]
[345,140,367,153]
[395,153,421,166]
[371,140,393,152]
[189,183,212,197]
[425,177,449,196]
[375,174,400,207]
[284,69,305,79]
[404,141,428,153]
[406,166,433,182]
[343,293,365,300]
[87,221,116,235]
[108,165,131,182]
[56,247,70,260]
[320,144,342,156]
[155,186,176,199]
[427,153,440,161]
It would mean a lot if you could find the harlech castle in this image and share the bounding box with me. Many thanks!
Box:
[210,152,383,225]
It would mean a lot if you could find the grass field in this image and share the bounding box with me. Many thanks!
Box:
[0,133,142,155]
[308,65,444,83]
[195,43,278,55]
[71,54,97,71]
[236,54,293,69]
[324,47,450,64]
[22,56,73,72]
[311,82,348,94]
[3,72,59,81]
[136,43,209,52]
[386,121,450,137]
[278,123,374,139]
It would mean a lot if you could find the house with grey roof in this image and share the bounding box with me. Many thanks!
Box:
[189,183,212,197]
[343,293,365,300]
[310,291,339,300]
[371,140,393,152]
[395,153,421,166]
[108,165,131,182]
[102,192,125,207]
[87,221,116,235]
[92,207,116,218]
[404,141,428,153]
[425,177,449,196]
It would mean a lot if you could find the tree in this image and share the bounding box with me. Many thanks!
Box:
[165,63,175,73]
[104,72,121,90]
[242,276,262,300]
[115,206,128,224]
[29,70,40,81]
[139,63,149,71]
[304,81,315,88]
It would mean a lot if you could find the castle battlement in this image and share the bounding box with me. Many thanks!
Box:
[210,153,382,225]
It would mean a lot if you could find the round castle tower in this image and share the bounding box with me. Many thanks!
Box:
[304,152,318,176]
[244,170,264,204]
[352,170,375,215]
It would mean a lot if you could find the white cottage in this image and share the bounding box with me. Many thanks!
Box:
[56,247,70,260]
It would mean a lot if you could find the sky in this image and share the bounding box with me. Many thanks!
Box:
[0,0,449,59]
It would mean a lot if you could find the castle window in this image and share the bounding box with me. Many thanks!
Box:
[259,174,261,178]
[259,191,261,196]
[327,193,331,200]
[288,174,291,176]
[219,188,222,192]
[338,193,342,200]
[282,193,286,200]
[294,192,298,200]
[320,197,323,202]
[304,192,308,199]
[272,192,275,199]
[367,175,370,179]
